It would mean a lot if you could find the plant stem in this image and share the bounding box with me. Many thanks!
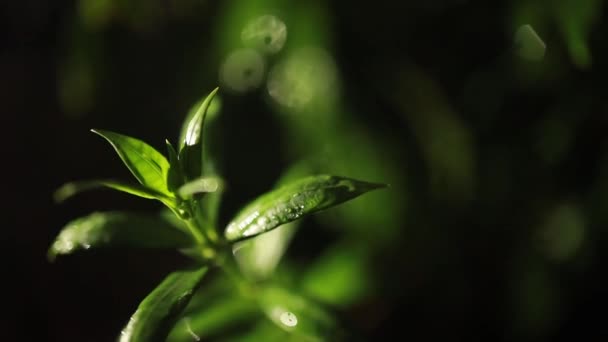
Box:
[185,219,206,245]
[217,251,257,297]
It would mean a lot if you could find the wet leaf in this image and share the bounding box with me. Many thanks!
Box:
[48,211,193,260]
[225,175,387,242]
[119,267,208,342]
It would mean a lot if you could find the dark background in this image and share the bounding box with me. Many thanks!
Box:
[5,0,608,340]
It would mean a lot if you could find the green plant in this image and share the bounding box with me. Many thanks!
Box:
[49,88,386,341]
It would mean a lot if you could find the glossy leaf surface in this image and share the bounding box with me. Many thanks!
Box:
[119,267,208,342]
[178,88,219,180]
[48,211,193,260]
[225,175,386,242]
[54,179,171,203]
[92,129,171,194]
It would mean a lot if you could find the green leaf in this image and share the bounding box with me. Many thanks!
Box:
[233,222,297,280]
[54,179,173,204]
[553,0,601,69]
[224,175,387,242]
[166,140,184,193]
[231,162,312,280]
[259,286,339,340]
[119,267,209,342]
[48,212,193,260]
[178,88,219,180]
[167,296,258,342]
[177,176,222,199]
[301,242,371,307]
[218,320,289,342]
[92,129,171,195]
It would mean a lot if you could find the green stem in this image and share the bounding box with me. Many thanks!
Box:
[166,205,206,245]
[185,219,206,245]
[217,251,257,297]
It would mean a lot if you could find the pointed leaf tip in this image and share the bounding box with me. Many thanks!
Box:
[180,88,220,180]
[90,129,171,195]
[224,175,387,242]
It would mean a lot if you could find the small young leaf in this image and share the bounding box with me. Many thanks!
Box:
[224,175,387,242]
[48,212,193,260]
[92,129,171,195]
[54,179,172,203]
[119,267,209,342]
[177,177,222,198]
[178,88,219,180]
[166,140,184,192]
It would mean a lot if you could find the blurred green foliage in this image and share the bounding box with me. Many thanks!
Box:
[36,0,608,340]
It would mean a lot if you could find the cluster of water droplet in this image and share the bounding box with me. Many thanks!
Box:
[52,213,107,254]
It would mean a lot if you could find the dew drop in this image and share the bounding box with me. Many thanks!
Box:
[280,311,298,327]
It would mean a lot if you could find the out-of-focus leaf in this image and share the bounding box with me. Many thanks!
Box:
[119,267,208,342]
[221,320,289,342]
[233,222,298,280]
[166,140,184,193]
[301,242,371,307]
[178,177,222,198]
[92,129,171,195]
[224,175,386,242]
[553,0,601,69]
[386,65,475,202]
[314,123,405,244]
[259,286,339,340]
[48,212,192,260]
[167,295,258,342]
[178,88,219,180]
[514,25,546,61]
[54,179,174,206]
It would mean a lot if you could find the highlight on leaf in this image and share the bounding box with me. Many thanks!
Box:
[119,268,208,342]
[92,129,172,195]
[48,211,193,261]
[224,175,387,242]
[179,88,219,181]
[50,85,389,341]
[178,177,223,198]
[54,179,173,203]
